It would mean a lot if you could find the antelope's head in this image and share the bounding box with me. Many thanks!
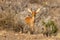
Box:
[28,8,41,16]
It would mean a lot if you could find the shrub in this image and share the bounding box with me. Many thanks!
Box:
[42,19,58,37]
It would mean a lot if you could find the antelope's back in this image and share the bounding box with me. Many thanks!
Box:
[25,17,32,24]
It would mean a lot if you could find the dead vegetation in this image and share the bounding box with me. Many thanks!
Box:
[0,0,60,40]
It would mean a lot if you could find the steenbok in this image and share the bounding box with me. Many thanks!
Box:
[25,8,41,33]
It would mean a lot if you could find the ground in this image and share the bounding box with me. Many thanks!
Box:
[0,30,60,40]
[0,0,60,40]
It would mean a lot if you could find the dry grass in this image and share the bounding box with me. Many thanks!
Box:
[0,0,60,40]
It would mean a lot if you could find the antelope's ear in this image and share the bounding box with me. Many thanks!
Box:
[36,8,41,13]
[28,8,32,13]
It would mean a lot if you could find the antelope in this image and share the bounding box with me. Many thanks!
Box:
[25,8,41,33]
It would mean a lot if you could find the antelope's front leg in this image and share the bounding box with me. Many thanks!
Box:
[29,22,34,34]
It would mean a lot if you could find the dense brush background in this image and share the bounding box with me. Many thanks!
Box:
[0,0,60,40]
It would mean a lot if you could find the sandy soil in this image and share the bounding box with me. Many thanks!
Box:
[0,30,60,40]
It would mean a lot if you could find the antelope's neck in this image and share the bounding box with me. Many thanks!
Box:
[31,12,36,22]
[32,16,35,21]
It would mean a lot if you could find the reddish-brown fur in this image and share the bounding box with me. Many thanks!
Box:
[25,11,36,31]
